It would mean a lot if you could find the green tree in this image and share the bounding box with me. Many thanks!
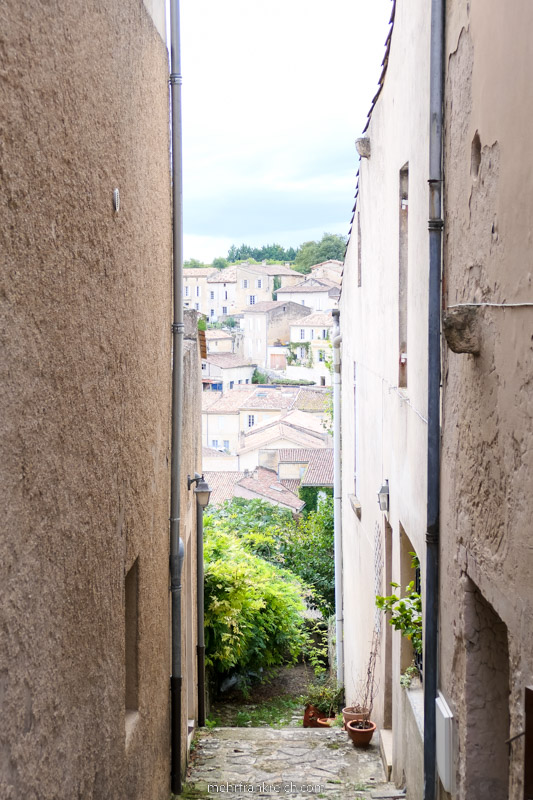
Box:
[293,233,346,273]
[212,257,228,270]
[184,258,207,269]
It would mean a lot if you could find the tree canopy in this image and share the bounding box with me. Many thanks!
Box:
[293,233,346,274]
[227,243,297,263]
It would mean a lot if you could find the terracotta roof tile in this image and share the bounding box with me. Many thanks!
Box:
[205,329,233,340]
[203,387,256,413]
[291,312,334,327]
[183,268,218,278]
[235,467,304,511]
[204,471,244,505]
[205,353,256,369]
[301,449,334,487]
[295,388,329,412]
[207,267,237,283]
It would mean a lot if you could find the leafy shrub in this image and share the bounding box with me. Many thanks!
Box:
[206,497,335,617]
[203,524,308,676]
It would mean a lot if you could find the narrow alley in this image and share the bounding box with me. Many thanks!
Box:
[185,726,402,800]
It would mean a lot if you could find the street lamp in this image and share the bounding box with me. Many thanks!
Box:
[187,473,212,727]
[378,480,390,512]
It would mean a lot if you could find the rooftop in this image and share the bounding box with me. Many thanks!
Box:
[278,447,334,488]
[205,329,233,340]
[235,467,304,512]
[207,266,237,283]
[292,312,334,328]
[240,386,300,411]
[183,268,217,278]
[295,388,329,412]
[202,387,256,413]
[204,471,245,505]
[205,353,255,369]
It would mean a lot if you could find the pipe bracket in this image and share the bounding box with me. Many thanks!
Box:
[169,73,183,86]
[171,323,185,334]
[428,219,444,231]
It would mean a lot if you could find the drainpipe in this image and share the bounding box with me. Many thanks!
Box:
[331,309,344,687]
[169,0,185,792]
[196,494,206,727]
[425,0,444,798]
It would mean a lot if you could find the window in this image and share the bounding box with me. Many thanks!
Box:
[184,286,190,297]
[310,329,314,339]
[299,347,306,359]
[248,414,255,427]
[222,306,227,315]
[256,279,262,289]
[211,439,219,448]
[245,379,249,384]
[210,290,215,300]
[210,309,215,317]
[229,381,234,389]
[322,329,327,339]
[318,350,325,362]
[125,559,139,716]
[242,279,249,288]
[224,290,228,300]
[201,362,206,370]
[196,286,200,297]
[300,329,305,340]
[223,440,230,451]
[195,303,199,310]
[249,295,256,305]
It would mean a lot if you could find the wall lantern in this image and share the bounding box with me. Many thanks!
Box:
[378,480,389,512]
[188,472,212,508]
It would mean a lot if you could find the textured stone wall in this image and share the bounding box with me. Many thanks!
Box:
[0,1,175,798]
[440,1,533,796]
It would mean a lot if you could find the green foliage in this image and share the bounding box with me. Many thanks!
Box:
[286,341,312,367]
[298,486,333,514]
[272,275,282,299]
[272,377,316,386]
[252,368,270,384]
[375,553,422,655]
[227,243,297,263]
[203,524,308,675]
[212,257,228,270]
[400,662,420,689]
[184,258,208,269]
[206,497,335,616]
[293,233,346,274]
[303,676,344,717]
[208,695,303,728]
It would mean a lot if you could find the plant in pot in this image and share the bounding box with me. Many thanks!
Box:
[302,677,344,728]
[345,630,379,746]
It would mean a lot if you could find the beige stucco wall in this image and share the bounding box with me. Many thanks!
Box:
[0,2,200,797]
[339,1,430,796]
[440,1,533,797]
[203,412,240,452]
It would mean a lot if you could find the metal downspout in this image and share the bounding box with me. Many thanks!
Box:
[332,309,344,687]
[196,500,206,727]
[425,0,444,797]
[169,0,185,792]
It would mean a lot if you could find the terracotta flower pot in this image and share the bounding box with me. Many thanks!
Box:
[303,704,322,728]
[316,717,336,728]
[342,706,369,728]
[346,719,376,747]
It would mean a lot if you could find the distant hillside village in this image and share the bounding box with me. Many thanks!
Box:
[194,258,341,510]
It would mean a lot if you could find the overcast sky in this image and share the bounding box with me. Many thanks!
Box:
[177,0,392,262]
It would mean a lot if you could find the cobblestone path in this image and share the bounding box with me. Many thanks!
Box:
[185,727,404,800]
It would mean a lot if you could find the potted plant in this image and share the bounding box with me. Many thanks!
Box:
[345,630,379,746]
[302,678,344,728]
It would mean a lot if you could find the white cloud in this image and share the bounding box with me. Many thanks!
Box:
[175,0,392,260]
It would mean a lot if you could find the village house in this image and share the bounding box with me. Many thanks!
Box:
[308,259,344,283]
[204,328,234,354]
[183,267,218,315]
[1,1,202,797]
[234,262,302,311]
[242,301,310,369]
[286,311,334,387]
[338,0,533,798]
[205,266,237,321]
[201,352,256,392]
[275,277,340,312]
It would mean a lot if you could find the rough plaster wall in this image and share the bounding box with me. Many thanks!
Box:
[0,1,172,798]
[440,2,533,797]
